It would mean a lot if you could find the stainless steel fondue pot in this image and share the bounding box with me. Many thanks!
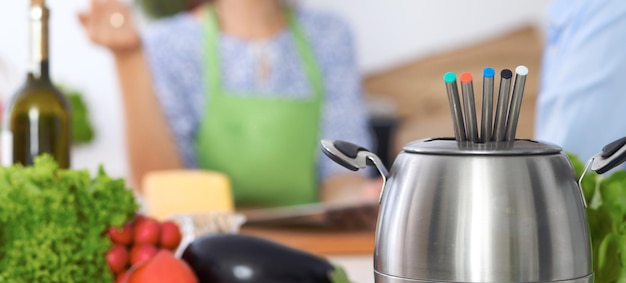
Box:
[322,137,626,283]
[320,68,626,283]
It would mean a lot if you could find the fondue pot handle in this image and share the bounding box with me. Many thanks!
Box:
[578,136,626,207]
[591,136,626,174]
[320,139,390,203]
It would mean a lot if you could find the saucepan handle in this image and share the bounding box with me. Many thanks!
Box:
[591,136,626,174]
[320,139,390,203]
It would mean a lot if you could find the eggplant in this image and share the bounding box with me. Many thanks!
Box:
[181,233,349,283]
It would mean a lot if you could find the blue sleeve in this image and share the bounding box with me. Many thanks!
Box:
[303,12,373,180]
[535,0,626,165]
[142,17,201,167]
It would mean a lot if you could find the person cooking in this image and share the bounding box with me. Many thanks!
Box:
[78,0,380,208]
[535,0,626,170]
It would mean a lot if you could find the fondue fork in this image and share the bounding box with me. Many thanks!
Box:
[481,67,495,143]
[504,66,529,141]
[493,69,513,141]
[460,73,479,143]
[444,72,467,141]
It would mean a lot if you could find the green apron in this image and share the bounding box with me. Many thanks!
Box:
[195,7,324,207]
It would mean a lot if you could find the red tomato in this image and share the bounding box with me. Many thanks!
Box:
[133,217,160,245]
[129,244,158,265]
[159,221,182,250]
[106,245,129,274]
[108,223,133,246]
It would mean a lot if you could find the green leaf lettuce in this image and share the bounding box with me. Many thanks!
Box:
[0,155,138,283]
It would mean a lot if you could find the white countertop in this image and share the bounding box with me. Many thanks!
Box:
[329,255,375,283]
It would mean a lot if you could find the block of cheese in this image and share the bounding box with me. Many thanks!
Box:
[142,170,234,220]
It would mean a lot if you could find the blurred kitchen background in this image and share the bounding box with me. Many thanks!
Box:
[0,0,550,184]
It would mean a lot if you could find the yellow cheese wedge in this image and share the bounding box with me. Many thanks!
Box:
[142,170,234,220]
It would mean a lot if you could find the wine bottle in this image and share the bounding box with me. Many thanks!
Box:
[1,0,71,168]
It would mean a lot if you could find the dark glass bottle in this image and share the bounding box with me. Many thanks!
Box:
[1,0,71,168]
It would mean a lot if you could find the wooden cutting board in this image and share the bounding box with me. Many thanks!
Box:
[240,226,376,256]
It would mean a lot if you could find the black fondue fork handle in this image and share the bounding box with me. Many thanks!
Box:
[591,136,626,174]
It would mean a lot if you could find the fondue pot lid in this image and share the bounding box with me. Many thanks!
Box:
[403,137,562,156]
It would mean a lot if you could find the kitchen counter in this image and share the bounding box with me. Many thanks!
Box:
[241,226,375,256]
[241,226,376,283]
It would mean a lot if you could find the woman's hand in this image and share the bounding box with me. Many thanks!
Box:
[78,0,141,54]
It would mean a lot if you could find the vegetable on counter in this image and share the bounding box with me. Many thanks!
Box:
[56,84,96,145]
[119,250,198,283]
[181,233,350,283]
[66,91,95,144]
[106,215,185,281]
[569,153,626,282]
[0,155,138,283]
